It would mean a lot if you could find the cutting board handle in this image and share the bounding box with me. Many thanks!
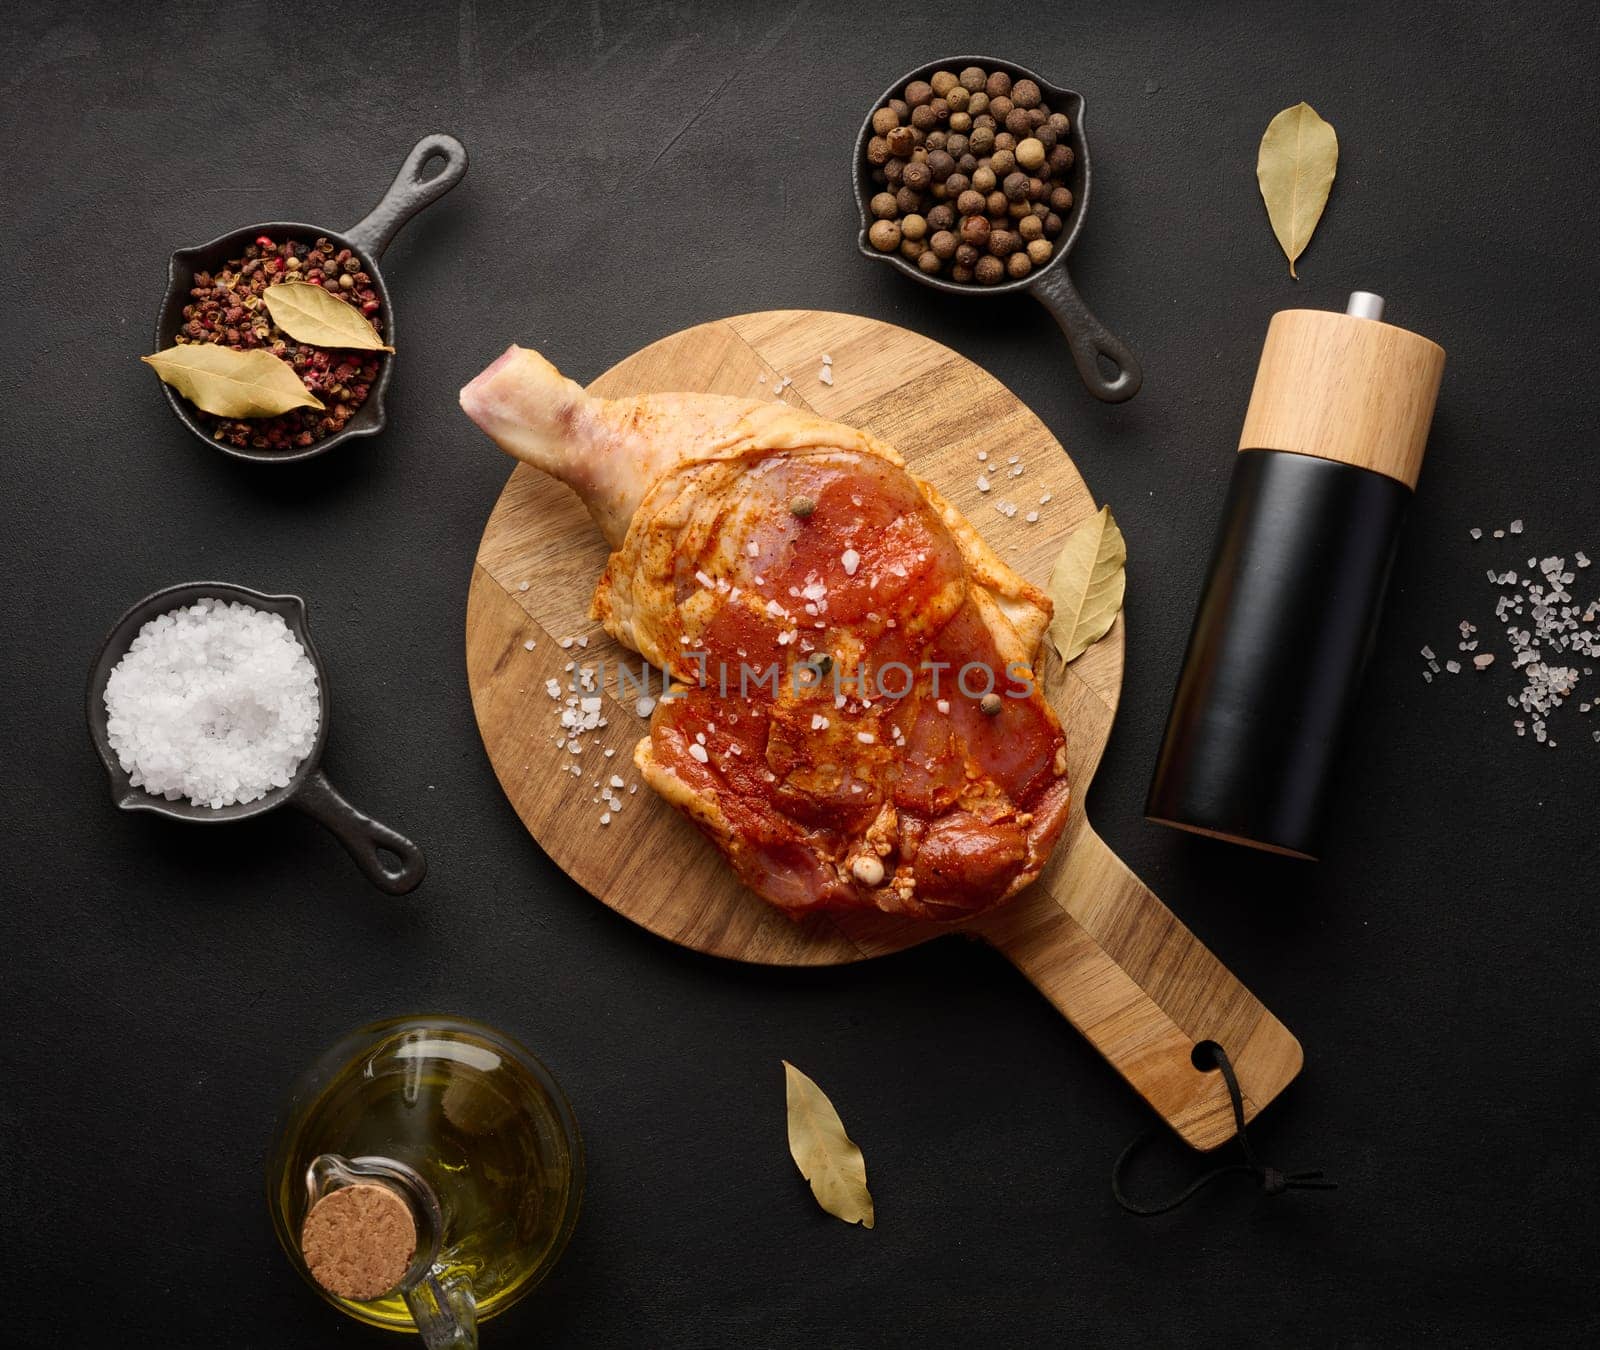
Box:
[973,822,1302,1151]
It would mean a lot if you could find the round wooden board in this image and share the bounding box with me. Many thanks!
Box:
[466,310,1123,965]
[466,311,1303,1151]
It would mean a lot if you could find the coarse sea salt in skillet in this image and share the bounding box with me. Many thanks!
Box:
[104,598,320,807]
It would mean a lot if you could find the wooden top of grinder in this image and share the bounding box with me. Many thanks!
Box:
[1238,293,1446,491]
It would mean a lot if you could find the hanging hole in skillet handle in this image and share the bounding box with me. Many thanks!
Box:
[292,768,427,894]
[1030,263,1143,403]
[345,134,469,261]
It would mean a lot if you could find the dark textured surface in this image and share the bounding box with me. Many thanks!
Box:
[2,2,1597,1346]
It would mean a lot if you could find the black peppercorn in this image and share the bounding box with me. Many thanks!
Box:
[1002,171,1030,203]
[926,150,955,181]
[926,203,955,231]
[902,160,931,191]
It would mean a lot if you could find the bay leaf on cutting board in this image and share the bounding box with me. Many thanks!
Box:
[262,281,393,351]
[783,1061,875,1228]
[1256,101,1338,278]
[142,344,325,417]
[1046,504,1126,664]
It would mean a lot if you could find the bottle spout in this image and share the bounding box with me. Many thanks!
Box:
[303,1153,478,1350]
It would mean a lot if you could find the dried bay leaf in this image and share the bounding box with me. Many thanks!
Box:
[1256,102,1338,278]
[1046,504,1126,664]
[783,1061,874,1228]
[263,281,394,351]
[142,345,325,418]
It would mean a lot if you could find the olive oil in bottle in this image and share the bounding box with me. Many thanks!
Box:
[267,1015,583,1347]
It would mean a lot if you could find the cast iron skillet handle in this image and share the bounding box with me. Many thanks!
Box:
[292,768,427,894]
[1031,264,1143,403]
[345,134,469,260]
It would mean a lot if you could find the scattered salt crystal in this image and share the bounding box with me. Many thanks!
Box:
[856,732,876,744]
[1474,654,1495,669]
[523,639,536,651]
[977,451,988,462]
[1445,660,1461,674]
[1493,530,1505,538]
[1039,492,1052,504]
[599,812,611,826]
[1421,645,1435,660]
[1510,519,1524,534]
[841,548,861,576]
[1469,528,1483,540]
[976,475,991,493]
[818,366,833,386]
[822,354,832,365]
[519,581,530,591]
[1025,511,1039,524]
[635,696,656,717]
[559,637,574,649]
[688,743,709,763]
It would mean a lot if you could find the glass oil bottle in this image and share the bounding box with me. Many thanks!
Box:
[267,1015,583,1347]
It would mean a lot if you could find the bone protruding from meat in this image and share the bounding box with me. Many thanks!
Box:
[461,345,771,547]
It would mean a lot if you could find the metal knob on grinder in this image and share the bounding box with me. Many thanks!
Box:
[1146,292,1446,859]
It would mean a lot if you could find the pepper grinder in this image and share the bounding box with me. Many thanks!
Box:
[1147,292,1446,859]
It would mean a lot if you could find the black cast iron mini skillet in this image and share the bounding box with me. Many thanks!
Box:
[87,582,426,894]
[154,133,468,463]
[853,57,1142,403]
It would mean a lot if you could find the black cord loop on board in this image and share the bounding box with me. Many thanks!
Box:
[1111,1042,1336,1216]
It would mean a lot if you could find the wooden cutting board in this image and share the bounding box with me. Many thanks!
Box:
[466,310,1301,1150]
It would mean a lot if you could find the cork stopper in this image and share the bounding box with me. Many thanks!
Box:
[1238,298,1446,490]
[300,1182,417,1303]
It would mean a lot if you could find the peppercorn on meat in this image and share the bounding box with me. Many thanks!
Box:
[462,347,1070,920]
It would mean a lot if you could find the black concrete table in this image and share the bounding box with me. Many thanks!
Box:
[3,2,1595,1344]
